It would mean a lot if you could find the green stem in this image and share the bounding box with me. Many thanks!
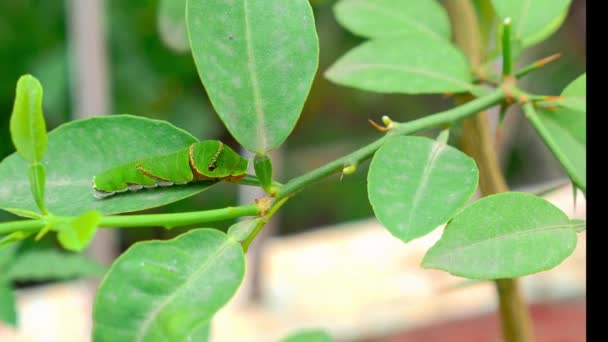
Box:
[502,18,513,76]
[0,204,260,235]
[242,197,289,252]
[515,53,561,79]
[274,88,506,202]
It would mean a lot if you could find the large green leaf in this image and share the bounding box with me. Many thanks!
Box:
[3,249,106,282]
[558,73,586,112]
[280,329,333,342]
[187,0,319,153]
[333,0,451,41]
[368,136,478,242]
[529,74,586,192]
[0,115,217,216]
[0,281,17,326]
[93,228,244,342]
[423,192,577,279]
[325,37,473,94]
[157,0,189,52]
[491,0,572,47]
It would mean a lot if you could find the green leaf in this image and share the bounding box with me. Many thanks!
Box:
[157,0,189,52]
[3,208,42,219]
[93,228,245,341]
[558,73,586,112]
[0,115,217,216]
[333,0,451,41]
[56,210,101,252]
[28,162,46,214]
[254,154,274,194]
[491,0,572,47]
[325,37,473,94]
[280,328,333,342]
[0,281,17,326]
[368,136,478,242]
[423,192,577,279]
[527,75,586,193]
[227,218,260,243]
[187,0,319,153]
[9,75,48,163]
[4,249,106,282]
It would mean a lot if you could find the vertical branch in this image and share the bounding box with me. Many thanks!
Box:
[443,1,533,342]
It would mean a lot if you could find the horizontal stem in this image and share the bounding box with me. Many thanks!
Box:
[275,88,506,201]
[0,204,260,235]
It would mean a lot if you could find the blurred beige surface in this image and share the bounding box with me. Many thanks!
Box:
[0,185,586,342]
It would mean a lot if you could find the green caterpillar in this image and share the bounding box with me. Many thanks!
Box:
[92,140,248,199]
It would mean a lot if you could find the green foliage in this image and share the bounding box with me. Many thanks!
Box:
[491,0,572,47]
[527,74,586,192]
[368,136,478,242]
[279,328,333,342]
[157,0,189,52]
[423,192,577,279]
[334,0,451,40]
[0,281,17,326]
[57,210,101,252]
[3,249,106,281]
[254,154,274,194]
[93,229,244,341]
[325,37,473,94]
[10,75,47,163]
[0,116,216,216]
[187,0,319,153]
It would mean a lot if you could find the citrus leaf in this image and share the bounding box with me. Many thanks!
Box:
[368,136,478,242]
[4,249,106,282]
[333,0,451,41]
[187,0,319,153]
[423,192,577,279]
[9,75,47,163]
[491,0,572,47]
[0,281,17,326]
[157,0,189,52]
[57,210,101,252]
[93,228,245,341]
[325,37,473,94]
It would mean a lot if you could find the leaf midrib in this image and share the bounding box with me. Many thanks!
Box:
[332,63,472,90]
[135,240,232,341]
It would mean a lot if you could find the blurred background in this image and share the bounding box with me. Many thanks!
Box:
[0,0,586,341]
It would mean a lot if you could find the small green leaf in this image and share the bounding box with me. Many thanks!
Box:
[227,218,260,243]
[9,75,48,163]
[187,0,319,153]
[0,115,216,216]
[57,210,101,252]
[0,232,33,250]
[254,154,274,194]
[491,0,572,47]
[325,37,473,94]
[4,249,106,282]
[423,192,577,279]
[333,0,451,41]
[28,162,47,214]
[279,329,333,342]
[93,228,245,341]
[0,281,17,326]
[368,136,478,242]
[157,0,189,52]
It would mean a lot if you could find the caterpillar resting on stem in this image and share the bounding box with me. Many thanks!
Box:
[92,140,248,199]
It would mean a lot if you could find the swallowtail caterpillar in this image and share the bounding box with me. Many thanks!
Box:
[92,140,248,199]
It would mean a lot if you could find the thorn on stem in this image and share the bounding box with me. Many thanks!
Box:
[368,119,389,132]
